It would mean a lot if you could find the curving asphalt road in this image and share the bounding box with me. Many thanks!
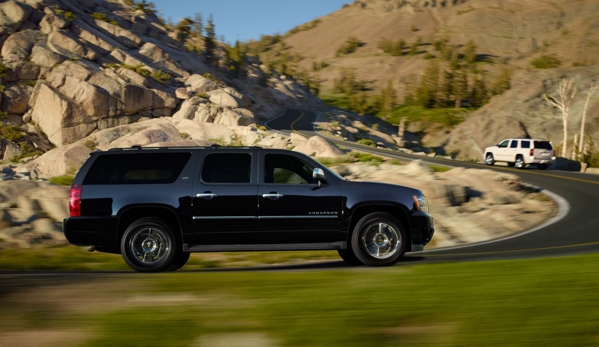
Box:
[267,109,599,264]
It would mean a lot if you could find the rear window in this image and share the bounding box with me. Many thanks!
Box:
[201,153,251,184]
[534,141,553,150]
[83,152,191,185]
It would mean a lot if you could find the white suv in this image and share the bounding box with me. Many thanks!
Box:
[484,138,556,169]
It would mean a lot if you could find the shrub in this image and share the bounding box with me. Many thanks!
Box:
[91,12,119,26]
[357,139,376,147]
[152,69,171,83]
[354,152,384,164]
[531,55,561,69]
[0,124,25,142]
[335,36,364,57]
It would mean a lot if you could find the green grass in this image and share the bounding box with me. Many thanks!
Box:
[320,93,351,109]
[389,105,470,129]
[48,174,75,186]
[2,252,599,346]
[428,164,451,172]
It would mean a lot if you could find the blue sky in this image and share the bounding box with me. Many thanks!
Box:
[150,0,353,44]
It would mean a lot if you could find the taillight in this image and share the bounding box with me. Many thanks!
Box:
[530,149,534,157]
[69,184,82,217]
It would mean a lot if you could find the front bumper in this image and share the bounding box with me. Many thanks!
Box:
[410,211,435,251]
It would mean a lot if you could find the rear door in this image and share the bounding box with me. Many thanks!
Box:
[191,150,259,245]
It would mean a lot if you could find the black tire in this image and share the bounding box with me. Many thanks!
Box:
[168,251,191,271]
[485,153,495,166]
[507,162,515,167]
[515,156,526,169]
[538,164,548,170]
[337,249,363,266]
[121,217,180,273]
[350,212,407,266]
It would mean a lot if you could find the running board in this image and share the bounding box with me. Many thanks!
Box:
[183,242,346,252]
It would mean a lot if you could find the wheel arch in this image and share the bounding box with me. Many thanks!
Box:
[347,204,412,250]
[116,206,183,250]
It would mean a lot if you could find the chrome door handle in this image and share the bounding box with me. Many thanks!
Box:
[262,193,283,200]
[197,193,217,199]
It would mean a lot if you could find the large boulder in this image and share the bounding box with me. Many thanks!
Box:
[1,29,40,62]
[184,74,218,93]
[209,89,242,108]
[293,136,344,158]
[30,43,67,67]
[47,29,98,61]
[213,108,253,127]
[0,0,33,35]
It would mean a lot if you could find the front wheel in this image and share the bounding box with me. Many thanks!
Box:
[351,213,407,266]
[485,153,495,166]
[338,249,363,266]
[121,217,180,272]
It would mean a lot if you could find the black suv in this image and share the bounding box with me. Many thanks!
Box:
[63,146,434,272]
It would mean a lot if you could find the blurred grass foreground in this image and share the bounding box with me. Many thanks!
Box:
[1,247,598,346]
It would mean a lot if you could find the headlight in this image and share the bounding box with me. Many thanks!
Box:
[413,195,429,213]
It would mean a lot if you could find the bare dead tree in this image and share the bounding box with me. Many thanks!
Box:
[544,78,577,158]
[578,81,597,159]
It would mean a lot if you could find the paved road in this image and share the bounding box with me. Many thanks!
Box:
[267,109,599,263]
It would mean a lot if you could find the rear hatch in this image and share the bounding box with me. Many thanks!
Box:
[533,141,554,159]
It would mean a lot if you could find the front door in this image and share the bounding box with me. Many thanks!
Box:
[258,152,343,244]
[191,151,258,245]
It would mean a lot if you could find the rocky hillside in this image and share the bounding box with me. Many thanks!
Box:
[0,0,324,172]
[278,0,599,160]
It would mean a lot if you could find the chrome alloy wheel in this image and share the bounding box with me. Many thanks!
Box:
[129,227,170,264]
[361,222,401,259]
[485,154,494,165]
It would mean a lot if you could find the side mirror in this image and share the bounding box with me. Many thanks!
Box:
[313,168,327,187]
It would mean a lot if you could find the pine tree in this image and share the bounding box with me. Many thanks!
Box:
[438,70,454,108]
[453,69,468,109]
[176,17,193,42]
[470,76,489,108]
[192,13,203,36]
[204,14,217,65]
[378,80,397,117]
[464,39,477,65]
[416,60,440,108]
[493,68,511,95]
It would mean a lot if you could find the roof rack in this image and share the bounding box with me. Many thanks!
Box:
[106,145,263,151]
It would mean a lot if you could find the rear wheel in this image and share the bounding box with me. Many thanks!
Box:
[351,213,407,266]
[515,156,525,169]
[121,217,180,272]
[485,153,495,166]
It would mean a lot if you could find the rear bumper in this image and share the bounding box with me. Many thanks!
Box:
[528,157,556,165]
[63,217,119,248]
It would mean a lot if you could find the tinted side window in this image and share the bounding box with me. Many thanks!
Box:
[521,141,530,149]
[264,154,316,184]
[202,153,251,184]
[534,141,553,150]
[83,153,191,185]
[510,140,518,148]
